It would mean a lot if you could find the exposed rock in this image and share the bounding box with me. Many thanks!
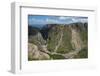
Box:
[71,28,83,51]
[28,43,50,60]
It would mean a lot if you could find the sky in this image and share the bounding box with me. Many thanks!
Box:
[28,15,88,27]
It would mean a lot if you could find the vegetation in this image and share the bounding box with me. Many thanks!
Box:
[50,54,65,59]
[74,48,88,58]
[28,23,88,60]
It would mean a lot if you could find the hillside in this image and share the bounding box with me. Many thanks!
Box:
[28,23,88,60]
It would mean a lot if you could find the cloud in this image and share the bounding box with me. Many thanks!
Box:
[80,18,87,23]
[71,17,87,23]
[59,16,67,20]
[71,18,77,22]
[28,16,88,25]
[29,18,46,25]
[46,18,60,24]
[60,16,87,23]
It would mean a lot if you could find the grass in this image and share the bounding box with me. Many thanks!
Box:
[74,48,88,58]
[47,27,61,52]
[50,54,65,59]
[79,30,88,45]
[57,28,74,54]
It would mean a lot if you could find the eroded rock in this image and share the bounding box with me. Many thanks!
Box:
[28,43,50,60]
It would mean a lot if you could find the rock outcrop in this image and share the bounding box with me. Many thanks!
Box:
[28,43,50,60]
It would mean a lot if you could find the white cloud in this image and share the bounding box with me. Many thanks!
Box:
[29,18,46,24]
[31,18,43,22]
[71,18,77,22]
[71,17,87,23]
[80,18,87,23]
[29,16,88,25]
[46,18,59,24]
[59,16,67,20]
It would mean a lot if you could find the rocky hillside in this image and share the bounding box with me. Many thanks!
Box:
[28,23,88,60]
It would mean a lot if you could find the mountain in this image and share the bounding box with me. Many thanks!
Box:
[28,22,88,60]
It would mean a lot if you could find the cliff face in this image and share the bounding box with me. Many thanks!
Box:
[28,23,88,60]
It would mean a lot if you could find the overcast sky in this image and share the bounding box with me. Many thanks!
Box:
[28,15,88,27]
